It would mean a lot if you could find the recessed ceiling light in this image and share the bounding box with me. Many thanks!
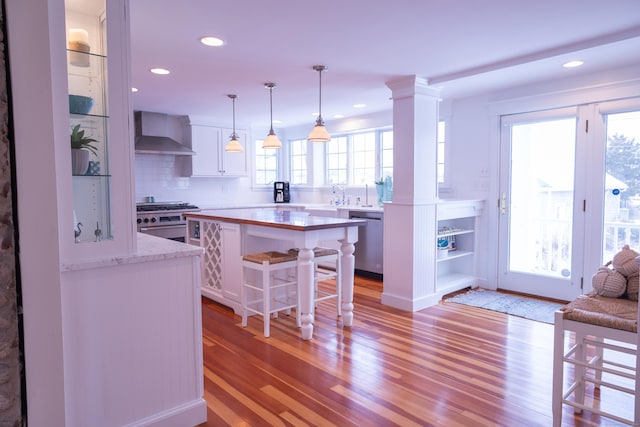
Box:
[200,36,225,47]
[562,60,584,68]
[332,114,344,119]
[273,119,283,125]
[353,103,366,108]
[150,68,170,75]
[131,87,138,92]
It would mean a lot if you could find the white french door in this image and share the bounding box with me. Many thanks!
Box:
[498,100,640,301]
[498,108,584,301]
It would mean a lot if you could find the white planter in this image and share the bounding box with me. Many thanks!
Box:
[71,148,90,175]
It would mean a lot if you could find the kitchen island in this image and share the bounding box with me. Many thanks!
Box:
[184,208,365,339]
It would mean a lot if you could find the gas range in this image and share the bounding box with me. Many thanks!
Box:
[136,201,200,241]
[136,201,200,213]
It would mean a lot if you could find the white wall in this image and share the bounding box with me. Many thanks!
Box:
[444,63,640,289]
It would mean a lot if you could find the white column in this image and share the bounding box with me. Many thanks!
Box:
[6,0,68,424]
[382,76,442,311]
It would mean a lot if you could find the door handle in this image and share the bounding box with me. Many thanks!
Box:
[500,192,507,214]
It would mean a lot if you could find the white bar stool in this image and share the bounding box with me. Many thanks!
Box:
[241,251,299,338]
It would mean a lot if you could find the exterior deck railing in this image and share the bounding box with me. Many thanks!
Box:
[531,219,640,276]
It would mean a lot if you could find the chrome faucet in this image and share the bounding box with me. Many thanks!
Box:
[331,184,347,205]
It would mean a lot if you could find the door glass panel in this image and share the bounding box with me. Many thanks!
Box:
[603,110,640,263]
[509,118,577,278]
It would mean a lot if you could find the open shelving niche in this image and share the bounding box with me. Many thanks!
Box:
[436,200,484,294]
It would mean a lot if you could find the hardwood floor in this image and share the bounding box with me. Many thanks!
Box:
[198,276,632,426]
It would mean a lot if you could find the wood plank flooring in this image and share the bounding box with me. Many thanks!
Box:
[198,277,632,426]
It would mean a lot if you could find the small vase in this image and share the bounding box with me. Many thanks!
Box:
[71,148,90,175]
[376,183,384,206]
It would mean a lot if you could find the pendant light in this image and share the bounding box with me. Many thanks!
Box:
[308,65,331,142]
[262,83,282,149]
[225,94,243,152]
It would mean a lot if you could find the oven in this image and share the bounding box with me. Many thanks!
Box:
[136,202,200,242]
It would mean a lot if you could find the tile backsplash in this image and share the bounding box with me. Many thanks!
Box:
[134,154,268,207]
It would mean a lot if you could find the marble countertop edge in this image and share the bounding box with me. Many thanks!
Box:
[60,233,204,272]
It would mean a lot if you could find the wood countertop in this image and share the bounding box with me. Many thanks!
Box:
[183,208,366,231]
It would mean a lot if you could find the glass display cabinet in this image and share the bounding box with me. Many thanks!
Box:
[66,1,111,244]
[63,0,135,260]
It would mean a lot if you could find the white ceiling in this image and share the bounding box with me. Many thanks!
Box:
[128,0,640,129]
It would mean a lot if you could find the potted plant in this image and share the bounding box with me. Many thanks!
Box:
[70,124,98,175]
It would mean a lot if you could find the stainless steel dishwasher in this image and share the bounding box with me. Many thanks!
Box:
[349,211,383,278]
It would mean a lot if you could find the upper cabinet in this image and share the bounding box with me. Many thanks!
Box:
[185,118,248,177]
[63,0,135,261]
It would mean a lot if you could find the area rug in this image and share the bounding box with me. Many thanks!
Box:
[444,289,565,324]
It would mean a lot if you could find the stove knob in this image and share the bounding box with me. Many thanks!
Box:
[137,218,142,224]
[151,218,157,223]
[143,218,150,223]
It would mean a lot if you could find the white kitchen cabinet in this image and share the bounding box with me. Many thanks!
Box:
[220,127,248,176]
[187,121,248,177]
[191,218,244,313]
[436,199,484,294]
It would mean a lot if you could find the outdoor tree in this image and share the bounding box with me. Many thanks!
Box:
[606,132,640,203]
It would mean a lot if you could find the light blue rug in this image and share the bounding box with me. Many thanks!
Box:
[444,289,565,324]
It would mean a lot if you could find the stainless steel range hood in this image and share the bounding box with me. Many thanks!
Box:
[134,111,195,155]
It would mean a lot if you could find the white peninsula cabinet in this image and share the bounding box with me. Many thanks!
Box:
[188,218,244,312]
[7,0,206,425]
[185,117,248,177]
[436,199,484,294]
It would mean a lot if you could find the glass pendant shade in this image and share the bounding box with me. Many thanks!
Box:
[225,134,243,152]
[308,121,331,142]
[262,83,281,149]
[262,131,282,149]
[225,94,243,152]
[308,65,331,142]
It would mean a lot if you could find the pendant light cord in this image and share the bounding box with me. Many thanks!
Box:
[318,69,322,120]
[313,65,326,126]
[232,96,236,136]
[228,94,238,139]
[269,85,275,133]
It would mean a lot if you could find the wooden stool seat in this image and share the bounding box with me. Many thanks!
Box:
[243,251,298,265]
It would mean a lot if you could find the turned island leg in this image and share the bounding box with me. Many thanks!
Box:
[340,240,356,327]
[297,247,315,340]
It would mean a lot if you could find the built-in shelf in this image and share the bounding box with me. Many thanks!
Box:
[436,249,473,263]
[436,200,484,293]
[437,229,473,238]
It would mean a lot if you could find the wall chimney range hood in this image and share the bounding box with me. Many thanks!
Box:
[134,111,195,155]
